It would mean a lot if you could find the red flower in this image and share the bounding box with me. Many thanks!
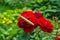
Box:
[54,37,60,40]
[34,12,43,19]
[18,11,37,33]
[34,12,54,33]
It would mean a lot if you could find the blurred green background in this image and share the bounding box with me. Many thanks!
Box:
[0,0,60,40]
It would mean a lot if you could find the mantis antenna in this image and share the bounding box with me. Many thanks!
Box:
[20,15,34,26]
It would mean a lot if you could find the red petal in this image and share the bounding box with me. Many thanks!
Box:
[24,27,34,33]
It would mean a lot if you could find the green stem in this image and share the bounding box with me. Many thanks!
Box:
[55,19,59,40]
